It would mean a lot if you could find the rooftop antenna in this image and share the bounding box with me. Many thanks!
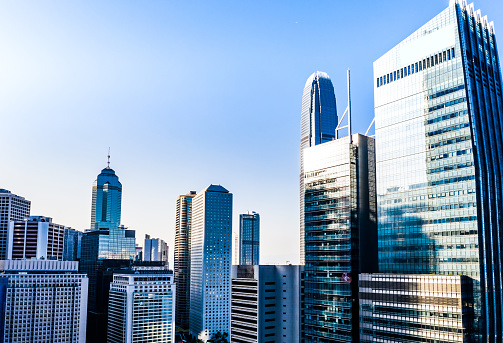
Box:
[335,69,352,142]
[107,147,110,168]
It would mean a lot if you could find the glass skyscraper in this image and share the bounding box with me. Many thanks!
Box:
[90,166,122,231]
[238,211,260,265]
[189,185,232,342]
[374,1,503,340]
[303,134,377,343]
[300,71,338,264]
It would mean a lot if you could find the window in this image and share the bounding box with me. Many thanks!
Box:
[408,66,410,75]
[415,62,418,72]
[401,69,404,78]
[380,77,383,86]
[419,62,422,71]
[447,50,451,60]
[423,59,426,69]
[427,58,430,68]
[443,51,446,61]
[377,78,379,87]
[435,55,438,65]
[394,71,396,81]
[439,53,442,63]
[452,48,455,58]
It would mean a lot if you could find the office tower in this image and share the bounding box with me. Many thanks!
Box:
[374,1,503,340]
[189,185,232,342]
[0,189,30,259]
[174,190,196,330]
[108,268,175,343]
[90,162,122,231]
[230,265,303,343]
[238,211,260,265]
[64,227,83,261]
[144,234,169,267]
[7,216,65,260]
[302,134,377,343]
[359,273,474,342]
[0,259,88,343]
[300,71,338,264]
[80,162,136,343]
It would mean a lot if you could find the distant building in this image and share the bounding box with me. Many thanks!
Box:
[359,273,474,342]
[144,234,169,268]
[189,185,232,342]
[108,269,175,343]
[0,189,30,259]
[302,134,377,342]
[7,216,65,260]
[174,190,196,330]
[230,265,302,343]
[299,72,338,265]
[239,211,260,265]
[233,231,239,265]
[63,227,83,261]
[90,163,122,231]
[0,259,88,343]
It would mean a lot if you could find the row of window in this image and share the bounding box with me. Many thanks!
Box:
[377,48,456,88]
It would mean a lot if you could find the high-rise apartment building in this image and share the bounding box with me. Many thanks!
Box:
[238,211,260,265]
[144,234,169,267]
[374,1,503,340]
[7,216,65,260]
[359,273,474,342]
[108,269,175,343]
[189,185,232,342]
[0,259,88,343]
[302,134,377,343]
[230,265,302,343]
[174,190,196,330]
[300,72,338,264]
[0,189,30,260]
[64,227,83,261]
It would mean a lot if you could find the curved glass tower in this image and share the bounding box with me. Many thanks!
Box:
[90,167,122,231]
[300,71,337,263]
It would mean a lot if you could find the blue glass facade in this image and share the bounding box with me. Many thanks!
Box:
[374,1,503,341]
[300,71,338,264]
[303,134,376,343]
[91,167,122,231]
[239,211,259,265]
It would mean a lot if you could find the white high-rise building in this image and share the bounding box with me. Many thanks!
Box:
[0,259,88,343]
[144,234,169,267]
[0,189,30,260]
[189,185,232,342]
[108,271,175,343]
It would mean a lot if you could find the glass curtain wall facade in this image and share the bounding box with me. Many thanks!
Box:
[374,1,503,340]
[303,134,377,343]
[189,185,232,342]
[90,167,122,231]
[238,211,260,265]
[174,191,196,330]
[300,71,338,264]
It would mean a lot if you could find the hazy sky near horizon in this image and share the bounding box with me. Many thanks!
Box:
[1,0,502,265]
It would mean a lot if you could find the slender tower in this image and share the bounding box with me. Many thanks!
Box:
[300,71,337,264]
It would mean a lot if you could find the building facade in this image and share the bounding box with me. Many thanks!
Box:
[189,185,232,342]
[374,1,503,340]
[230,265,302,343]
[64,227,83,261]
[7,216,65,260]
[238,211,260,265]
[0,189,30,260]
[0,259,88,343]
[108,270,175,343]
[359,273,474,342]
[144,234,169,267]
[302,134,377,343]
[90,166,122,231]
[174,190,196,330]
[300,71,338,264]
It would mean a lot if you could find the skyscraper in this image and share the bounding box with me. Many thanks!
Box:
[189,185,232,342]
[238,211,260,265]
[302,134,377,343]
[0,260,88,343]
[374,1,503,340]
[144,234,169,267]
[108,268,175,343]
[90,163,122,231]
[0,189,30,260]
[63,227,83,261]
[7,216,65,260]
[174,190,196,330]
[300,71,338,264]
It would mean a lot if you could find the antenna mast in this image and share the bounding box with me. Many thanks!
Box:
[107,147,110,168]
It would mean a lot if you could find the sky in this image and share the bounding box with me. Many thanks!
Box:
[1,0,502,265]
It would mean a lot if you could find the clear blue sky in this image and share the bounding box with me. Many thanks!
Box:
[1,0,502,264]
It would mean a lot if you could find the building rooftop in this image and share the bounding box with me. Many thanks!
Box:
[204,184,229,193]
